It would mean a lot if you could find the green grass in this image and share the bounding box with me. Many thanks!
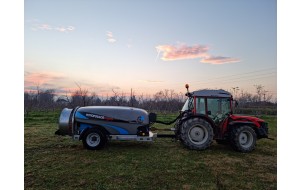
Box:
[25,111,277,190]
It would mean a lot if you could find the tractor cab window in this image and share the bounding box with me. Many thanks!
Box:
[207,98,231,124]
[181,97,194,112]
[195,97,205,114]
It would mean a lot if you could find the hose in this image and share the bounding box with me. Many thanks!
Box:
[155,114,181,125]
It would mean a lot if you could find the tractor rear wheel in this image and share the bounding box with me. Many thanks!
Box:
[180,118,214,150]
[230,125,256,153]
[82,128,107,150]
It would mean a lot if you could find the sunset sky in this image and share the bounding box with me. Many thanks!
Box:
[24,0,277,99]
[0,0,293,188]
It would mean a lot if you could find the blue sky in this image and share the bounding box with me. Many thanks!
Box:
[24,0,277,98]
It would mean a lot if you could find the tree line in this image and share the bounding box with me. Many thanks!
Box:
[24,85,276,115]
[24,87,186,115]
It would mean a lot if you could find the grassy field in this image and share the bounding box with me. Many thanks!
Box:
[24,111,276,190]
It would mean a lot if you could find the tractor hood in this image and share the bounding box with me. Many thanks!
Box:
[230,114,265,127]
[229,114,268,138]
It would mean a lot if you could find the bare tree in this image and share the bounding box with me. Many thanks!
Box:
[24,91,36,115]
[254,84,264,102]
[38,89,56,111]
[70,83,89,106]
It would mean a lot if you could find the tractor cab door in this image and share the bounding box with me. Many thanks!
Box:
[195,97,231,138]
[207,98,231,138]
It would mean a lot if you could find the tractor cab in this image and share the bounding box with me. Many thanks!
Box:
[182,89,232,122]
[181,89,233,138]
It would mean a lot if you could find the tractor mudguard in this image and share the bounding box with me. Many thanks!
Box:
[180,114,215,128]
[228,121,257,127]
[228,121,268,139]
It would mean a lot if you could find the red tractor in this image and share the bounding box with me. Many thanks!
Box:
[172,85,269,152]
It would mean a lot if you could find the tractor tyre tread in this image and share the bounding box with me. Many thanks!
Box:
[180,117,214,150]
[230,125,257,153]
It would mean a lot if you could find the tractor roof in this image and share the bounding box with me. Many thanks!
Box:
[192,89,232,98]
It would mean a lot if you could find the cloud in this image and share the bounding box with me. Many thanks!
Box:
[106,31,117,43]
[54,25,75,33]
[55,27,67,32]
[107,38,116,43]
[28,19,75,33]
[24,72,66,89]
[67,26,75,31]
[156,44,209,61]
[201,56,240,64]
[106,31,114,38]
[155,43,240,65]
[24,71,123,96]
[38,24,52,30]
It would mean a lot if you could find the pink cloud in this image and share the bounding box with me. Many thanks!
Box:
[106,31,117,43]
[24,72,65,88]
[24,71,123,96]
[155,43,240,65]
[106,31,114,38]
[201,56,240,64]
[156,44,209,61]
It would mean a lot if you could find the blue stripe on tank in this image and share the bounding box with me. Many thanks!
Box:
[75,112,88,119]
[101,124,129,135]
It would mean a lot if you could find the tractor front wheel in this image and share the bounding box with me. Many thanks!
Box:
[180,118,214,150]
[82,128,107,150]
[230,125,257,153]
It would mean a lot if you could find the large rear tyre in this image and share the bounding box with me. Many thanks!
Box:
[180,118,214,150]
[82,128,107,150]
[230,125,256,153]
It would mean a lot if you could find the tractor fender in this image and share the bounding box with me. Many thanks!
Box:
[180,114,215,128]
[79,124,110,140]
[227,121,265,138]
[229,121,268,139]
[228,121,257,127]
